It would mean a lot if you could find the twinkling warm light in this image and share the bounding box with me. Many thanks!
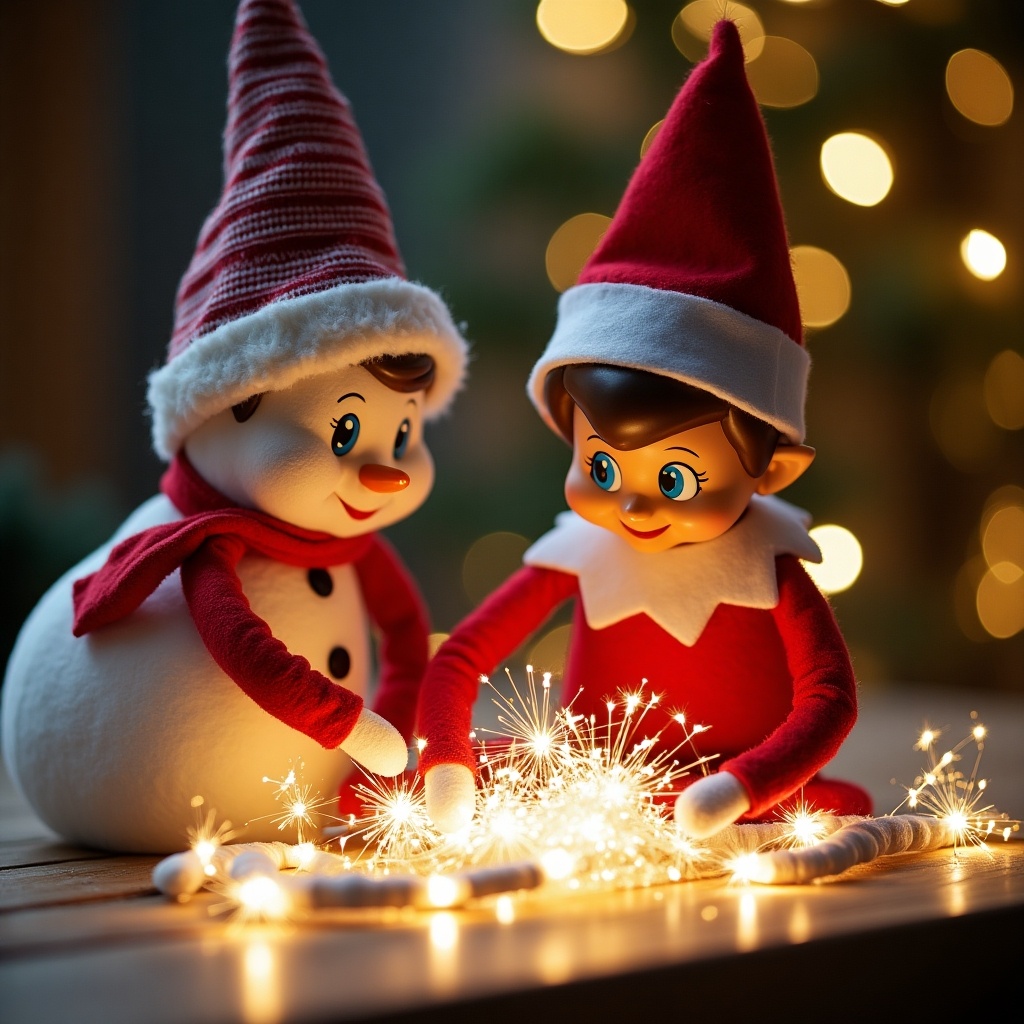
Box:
[946,49,1014,127]
[260,768,337,844]
[790,245,851,328]
[354,772,439,862]
[729,852,762,883]
[984,350,1024,430]
[187,796,237,878]
[895,715,1018,853]
[820,133,893,207]
[976,568,1024,639]
[495,895,516,924]
[462,531,529,605]
[545,213,611,292]
[235,875,291,922]
[640,119,664,159]
[744,36,818,108]
[426,874,466,908]
[540,847,575,881]
[961,229,1007,281]
[672,1,764,63]
[975,491,1024,638]
[982,503,1024,577]
[536,0,633,55]
[779,802,830,848]
[803,525,863,595]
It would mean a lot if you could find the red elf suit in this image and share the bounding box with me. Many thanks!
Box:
[419,500,871,821]
[417,20,871,826]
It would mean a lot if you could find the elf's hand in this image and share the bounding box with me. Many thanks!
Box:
[424,763,475,833]
[674,771,751,839]
[339,708,409,776]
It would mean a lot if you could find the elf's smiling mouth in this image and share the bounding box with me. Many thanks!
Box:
[620,522,670,540]
[339,497,380,521]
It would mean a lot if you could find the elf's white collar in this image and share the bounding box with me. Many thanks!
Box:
[523,494,821,646]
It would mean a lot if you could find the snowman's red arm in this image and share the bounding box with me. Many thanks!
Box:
[181,535,365,748]
[353,535,430,744]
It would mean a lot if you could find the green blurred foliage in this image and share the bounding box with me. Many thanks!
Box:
[0,451,123,668]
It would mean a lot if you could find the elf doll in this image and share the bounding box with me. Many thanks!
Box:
[1,0,467,853]
[418,20,871,837]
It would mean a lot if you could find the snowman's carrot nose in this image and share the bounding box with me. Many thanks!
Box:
[359,464,410,493]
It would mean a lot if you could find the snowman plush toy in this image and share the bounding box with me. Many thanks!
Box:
[1,0,468,854]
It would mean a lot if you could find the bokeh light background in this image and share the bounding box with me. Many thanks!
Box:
[1,0,1021,698]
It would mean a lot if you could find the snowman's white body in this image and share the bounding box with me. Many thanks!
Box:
[1,493,371,853]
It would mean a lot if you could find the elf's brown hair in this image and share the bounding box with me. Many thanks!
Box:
[544,363,780,478]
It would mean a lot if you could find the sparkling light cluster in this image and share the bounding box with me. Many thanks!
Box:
[156,690,1018,917]
[351,670,717,891]
[894,715,1018,852]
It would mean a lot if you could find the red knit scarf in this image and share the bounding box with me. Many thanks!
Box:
[73,453,373,636]
[69,452,428,776]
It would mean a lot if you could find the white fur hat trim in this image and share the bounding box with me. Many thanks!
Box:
[148,277,469,460]
[527,282,809,444]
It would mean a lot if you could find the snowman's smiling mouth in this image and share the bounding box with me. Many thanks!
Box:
[339,497,379,520]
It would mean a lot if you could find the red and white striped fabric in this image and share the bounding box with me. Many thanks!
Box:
[148,0,467,460]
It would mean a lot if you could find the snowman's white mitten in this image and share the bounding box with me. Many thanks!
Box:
[425,763,475,833]
[674,771,751,839]
[339,708,409,776]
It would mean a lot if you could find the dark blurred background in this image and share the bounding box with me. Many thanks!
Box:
[1,0,1021,699]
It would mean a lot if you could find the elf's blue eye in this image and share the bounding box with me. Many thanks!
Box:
[331,413,360,457]
[659,462,702,501]
[589,451,621,492]
[393,418,411,460]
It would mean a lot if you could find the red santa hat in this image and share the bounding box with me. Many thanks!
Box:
[147,0,468,460]
[528,19,809,444]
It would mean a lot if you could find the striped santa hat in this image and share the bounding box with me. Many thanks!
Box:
[528,19,809,444]
[147,0,468,460]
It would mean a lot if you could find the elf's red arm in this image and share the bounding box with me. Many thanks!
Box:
[417,564,578,773]
[720,554,859,817]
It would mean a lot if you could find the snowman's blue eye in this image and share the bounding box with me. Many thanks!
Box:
[393,418,411,460]
[659,462,704,501]
[331,413,360,456]
[587,451,621,492]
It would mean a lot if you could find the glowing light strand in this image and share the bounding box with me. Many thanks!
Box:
[746,718,1019,884]
[153,699,1019,913]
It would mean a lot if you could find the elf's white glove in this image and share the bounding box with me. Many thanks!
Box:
[674,771,751,838]
[424,763,476,833]
[339,708,409,776]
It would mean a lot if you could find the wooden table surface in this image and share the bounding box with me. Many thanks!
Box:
[2,685,1023,1023]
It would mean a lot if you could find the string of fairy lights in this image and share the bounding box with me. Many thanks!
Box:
[153,668,1018,920]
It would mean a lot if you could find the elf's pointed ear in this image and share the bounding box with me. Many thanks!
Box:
[756,444,815,495]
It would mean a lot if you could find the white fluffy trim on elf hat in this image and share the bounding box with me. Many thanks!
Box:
[527,282,810,445]
[148,277,469,461]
